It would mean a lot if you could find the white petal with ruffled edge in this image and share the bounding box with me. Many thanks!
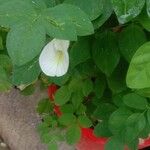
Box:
[39,39,69,77]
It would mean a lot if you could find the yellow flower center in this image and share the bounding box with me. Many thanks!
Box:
[55,50,64,64]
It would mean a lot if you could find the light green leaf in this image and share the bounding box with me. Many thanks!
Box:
[70,38,91,69]
[58,113,76,126]
[66,124,81,145]
[126,42,150,89]
[7,22,45,66]
[123,93,148,110]
[64,0,103,20]
[12,58,41,86]
[82,79,93,96]
[78,115,92,128]
[119,25,147,62]
[92,31,120,76]
[111,0,145,24]
[55,86,71,105]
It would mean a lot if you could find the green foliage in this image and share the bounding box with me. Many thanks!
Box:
[66,124,81,145]
[2,0,150,149]
[55,86,71,105]
[123,93,148,110]
[92,31,120,76]
[111,0,145,24]
[126,42,150,89]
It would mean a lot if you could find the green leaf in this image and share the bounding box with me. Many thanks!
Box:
[125,113,146,142]
[94,77,106,99]
[78,115,92,128]
[0,54,12,72]
[146,0,150,17]
[82,79,93,96]
[71,92,83,110]
[58,113,76,126]
[119,25,147,62]
[7,22,45,66]
[64,0,103,20]
[21,84,35,96]
[60,104,75,114]
[93,103,116,120]
[109,107,132,135]
[126,42,150,89]
[48,142,57,150]
[0,36,3,50]
[138,10,150,32]
[94,121,112,137]
[70,38,91,69]
[105,137,124,150]
[55,86,71,105]
[92,31,120,76]
[107,61,127,94]
[66,124,81,145]
[147,109,150,126]
[93,0,113,29]
[111,0,145,24]
[123,93,148,110]
[42,4,94,38]
[12,58,41,86]
[36,98,53,114]
[0,0,36,27]
[0,66,12,92]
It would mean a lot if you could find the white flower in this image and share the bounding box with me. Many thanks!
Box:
[39,39,70,77]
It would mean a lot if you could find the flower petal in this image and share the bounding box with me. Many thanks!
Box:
[39,39,69,77]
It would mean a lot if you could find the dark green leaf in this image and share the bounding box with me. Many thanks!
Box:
[112,0,145,24]
[119,25,147,62]
[94,77,106,99]
[125,113,146,142]
[92,31,120,76]
[94,121,112,137]
[123,93,148,110]
[93,103,116,120]
[105,137,124,150]
[70,38,91,69]
[109,107,132,135]
[82,79,93,96]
